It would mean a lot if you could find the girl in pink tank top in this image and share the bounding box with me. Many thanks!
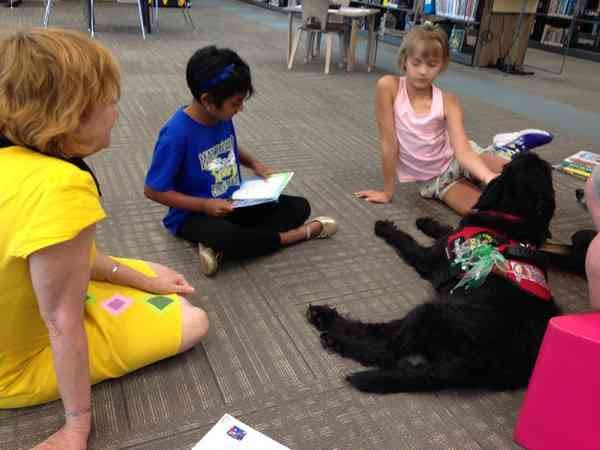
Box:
[355,23,510,216]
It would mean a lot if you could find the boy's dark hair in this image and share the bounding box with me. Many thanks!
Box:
[186,46,254,108]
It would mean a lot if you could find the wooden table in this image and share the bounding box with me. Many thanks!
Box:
[285,5,379,72]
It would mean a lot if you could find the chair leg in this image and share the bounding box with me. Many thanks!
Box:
[136,0,147,39]
[288,29,303,69]
[324,33,333,74]
[305,32,314,63]
[338,32,347,68]
[373,37,379,66]
[42,0,52,27]
[90,0,96,37]
[314,32,322,58]
[183,4,195,29]
[154,0,160,31]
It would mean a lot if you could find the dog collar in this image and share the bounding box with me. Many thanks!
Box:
[470,210,522,222]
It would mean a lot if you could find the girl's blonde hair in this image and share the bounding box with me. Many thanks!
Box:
[0,28,121,156]
[397,22,450,72]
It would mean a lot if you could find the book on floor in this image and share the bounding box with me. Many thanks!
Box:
[231,171,294,208]
[192,414,290,450]
[553,150,600,180]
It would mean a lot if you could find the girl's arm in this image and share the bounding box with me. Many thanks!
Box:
[355,76,398,203]
[28,226,96,450]
[445,92,497,185]
[144,186,233,217]
[237,144,273,179]
[91,250,194,295]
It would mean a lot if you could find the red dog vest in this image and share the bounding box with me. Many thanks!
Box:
[447,225,552,301]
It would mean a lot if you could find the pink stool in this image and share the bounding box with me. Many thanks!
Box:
[514,312,600,450]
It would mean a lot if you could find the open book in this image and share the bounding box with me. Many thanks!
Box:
[553,151,600,180]
[232,172,294,208]
[192,414,290,450]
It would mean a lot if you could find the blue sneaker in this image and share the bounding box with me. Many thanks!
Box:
[493,129,553,159]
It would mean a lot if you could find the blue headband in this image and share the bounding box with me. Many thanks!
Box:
[199,64,235,91]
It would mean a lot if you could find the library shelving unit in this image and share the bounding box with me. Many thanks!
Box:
[349,0,424,44]
[426,0,540,67]
[241,0,540,67]
[529,0,600,62]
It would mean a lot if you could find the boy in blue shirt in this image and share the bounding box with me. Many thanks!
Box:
[145,46,337,276]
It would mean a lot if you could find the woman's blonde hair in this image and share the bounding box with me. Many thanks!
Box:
[397,22,450,72]
[0,28,120,155]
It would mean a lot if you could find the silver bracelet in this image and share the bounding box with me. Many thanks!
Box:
[65,407,91,418]
[107,264,120,282]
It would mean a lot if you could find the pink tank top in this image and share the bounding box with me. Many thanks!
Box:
[394,77,453,182]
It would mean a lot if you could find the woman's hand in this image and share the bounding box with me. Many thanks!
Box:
[252,161,274,179]
[204,199,234,217]
[30,415,91,450]
[354,190,392,204]
[145,263,195,295]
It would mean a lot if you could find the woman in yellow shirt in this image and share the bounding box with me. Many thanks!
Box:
[0,29,209,450]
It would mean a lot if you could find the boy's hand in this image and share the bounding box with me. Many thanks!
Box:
[204,199,234,217]
[252,161,274,179]
[354,190,392,204]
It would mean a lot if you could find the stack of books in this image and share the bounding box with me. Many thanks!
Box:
[553,150,600,179]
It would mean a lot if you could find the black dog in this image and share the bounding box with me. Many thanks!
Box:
[307,153,567,393]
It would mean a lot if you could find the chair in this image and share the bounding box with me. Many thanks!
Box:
[310,0,349,61]
[42,0,148,39]
[514,312,600,450]
[150,0,195,32]
[287,0,349,74]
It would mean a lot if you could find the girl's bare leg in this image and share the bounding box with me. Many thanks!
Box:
[441,180,482,216]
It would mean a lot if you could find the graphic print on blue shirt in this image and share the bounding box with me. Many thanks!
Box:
[199,135,239,197]
[145,108,241,235]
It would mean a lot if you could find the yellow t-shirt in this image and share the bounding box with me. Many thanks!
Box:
[0,146,106,391]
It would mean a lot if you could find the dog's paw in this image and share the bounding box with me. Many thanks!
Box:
[306,304,338,331]
[374,220,397,239]
[416,217,451,239]
[320,332,343,353]
[346,370,387,393]
[416,217,438,234]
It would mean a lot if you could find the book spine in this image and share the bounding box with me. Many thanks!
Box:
[556,165,591,179]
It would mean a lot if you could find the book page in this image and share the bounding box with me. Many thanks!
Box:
[232,172,294,201]
[192,414,290,450]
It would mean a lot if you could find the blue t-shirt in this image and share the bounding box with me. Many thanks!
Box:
[145,108,242,235]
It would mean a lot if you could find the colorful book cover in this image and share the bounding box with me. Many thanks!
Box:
[449,27,465,53]
[231,171,294,208]
[553,150,600,179]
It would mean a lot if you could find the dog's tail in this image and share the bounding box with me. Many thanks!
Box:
[346,359,526,393]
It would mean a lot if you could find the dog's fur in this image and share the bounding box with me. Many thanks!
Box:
[307,153,567,393]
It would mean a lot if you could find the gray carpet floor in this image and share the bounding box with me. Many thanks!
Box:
[1,1,598,448]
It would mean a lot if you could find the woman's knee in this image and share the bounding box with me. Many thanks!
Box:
[179,298,209,353]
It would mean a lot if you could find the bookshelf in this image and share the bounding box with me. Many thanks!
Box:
[348,0,423,43]
[241,0,541,67]
[529,0,600,62]
[425,0,540,67]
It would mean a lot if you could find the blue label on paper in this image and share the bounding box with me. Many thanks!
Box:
[227,425,247,441]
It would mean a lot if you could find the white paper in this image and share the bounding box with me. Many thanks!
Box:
[192,414,290,450]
